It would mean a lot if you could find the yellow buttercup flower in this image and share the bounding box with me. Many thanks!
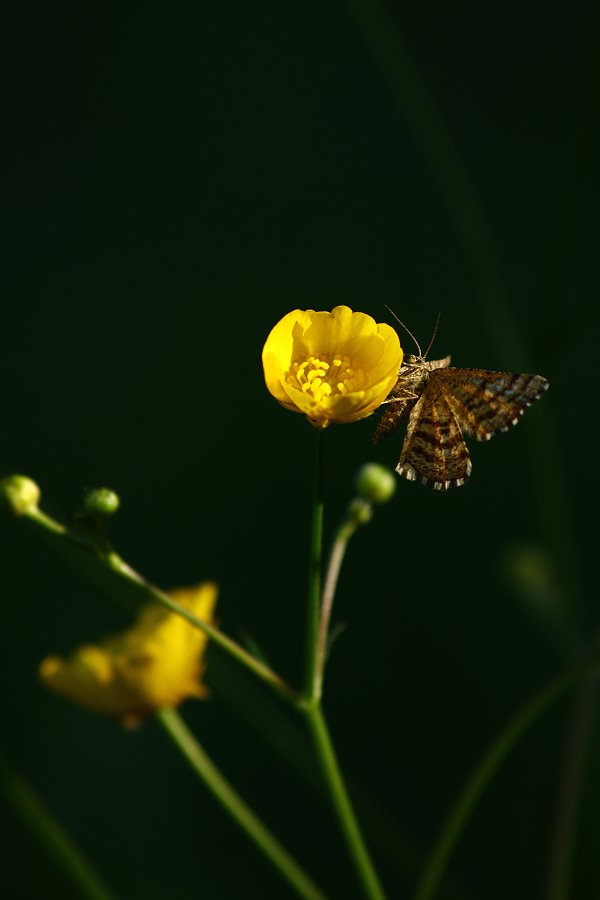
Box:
[262,306,403,428]
[40,583,217,726]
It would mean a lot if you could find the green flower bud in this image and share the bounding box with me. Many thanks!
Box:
[0,475,41,516]
[354,463,396,504]
[83,487,120,518]
[348,498,373,525]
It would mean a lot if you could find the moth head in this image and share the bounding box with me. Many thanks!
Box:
[384,307,441,363]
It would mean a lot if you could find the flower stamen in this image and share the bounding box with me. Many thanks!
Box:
[288,353,369,403]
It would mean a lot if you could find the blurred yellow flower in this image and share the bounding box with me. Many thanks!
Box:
[40,583,217,726]
[262,306,402,428]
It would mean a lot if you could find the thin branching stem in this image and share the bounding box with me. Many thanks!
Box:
[301,433,386,900]
[23,505,299,704]
[314,515,360,701]
[156,708,328,900]
[303,429,326,702]
[303,704,386,900]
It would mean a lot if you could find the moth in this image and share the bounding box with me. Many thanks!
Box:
[373,315,549,490]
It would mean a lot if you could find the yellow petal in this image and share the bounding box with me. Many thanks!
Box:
[40,583,218,722]
[262,307,402,426]
[262,309,316,406]
[40,646,141,717]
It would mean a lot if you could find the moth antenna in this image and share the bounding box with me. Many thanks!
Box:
[422,312,442,359]
[384,305,422,356]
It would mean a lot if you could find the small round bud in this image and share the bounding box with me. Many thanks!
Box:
[354,463,396,504]
[0,475,41,516]
[348,498,373,525]
[84,487,120,518]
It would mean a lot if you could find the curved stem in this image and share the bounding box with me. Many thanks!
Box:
[22,505,298,704]
[314,515,360,701]
[0,751,117,900]
[304,430,326,702]
[411,660,600,900]
[299,435,384,897]
[303,704,386,900]
[104,550,298,703]
[156,708,328,900]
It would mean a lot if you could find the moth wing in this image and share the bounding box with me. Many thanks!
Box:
[435,369,549,441]
[397,378,471,490]
[371,385,413,444]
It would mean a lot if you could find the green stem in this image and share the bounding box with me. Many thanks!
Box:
[411,660,600,900]
[23,505,298,704]
[304,430,326,702]
[545,676,598,900]
[299,436,384,897]
[314,515,360,701]
[156,708,328,900]
[103,550,298,703]
[303,704,386,900]
[0,751,117,900]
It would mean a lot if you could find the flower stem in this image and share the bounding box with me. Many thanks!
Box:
[0,751,117,900]
[304,429,326,702]
[22,505,299,705]
[411,659,600,900]
[314,514,361,701]
[155,708,328,900]
[303,704,386,900]
[299,435,385,898]
[103,549,299,703]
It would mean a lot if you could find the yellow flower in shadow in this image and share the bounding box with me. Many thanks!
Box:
[39,583,217,726]
[262,306,402,428]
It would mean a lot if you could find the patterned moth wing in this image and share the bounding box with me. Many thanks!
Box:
[373,355,549,491]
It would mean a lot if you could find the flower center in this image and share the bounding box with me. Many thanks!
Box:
[286,354,366,404]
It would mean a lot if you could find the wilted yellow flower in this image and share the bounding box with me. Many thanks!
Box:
[40,583,217,726]
[262,306,402,427]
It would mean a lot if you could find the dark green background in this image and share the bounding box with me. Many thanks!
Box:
[2,2,599,898]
